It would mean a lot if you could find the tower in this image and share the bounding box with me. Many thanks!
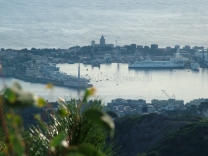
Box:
[100,35,105,47]
[78,62,80,79]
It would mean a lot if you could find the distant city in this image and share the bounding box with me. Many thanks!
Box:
[0,35,208,114]
[104,98,208,118]
[1,35,208,84]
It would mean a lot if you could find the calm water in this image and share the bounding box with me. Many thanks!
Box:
[1,0,208,49]
[2,63,208,104]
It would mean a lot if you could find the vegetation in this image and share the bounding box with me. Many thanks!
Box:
[147,119,208,156]
[112,113,204,156]
[0,82,115,156]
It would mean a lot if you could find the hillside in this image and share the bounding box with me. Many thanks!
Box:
[113,114,202,156]
[147,119,208,156]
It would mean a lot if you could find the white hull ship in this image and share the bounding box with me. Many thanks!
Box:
[128,58,185,68]
[63,81,90,88]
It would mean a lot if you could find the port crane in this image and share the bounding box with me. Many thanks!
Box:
[161,90,176,106]
[161,90,175,99]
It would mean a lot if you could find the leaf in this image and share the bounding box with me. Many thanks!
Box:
[45,83,54,89]
[67,144,105,156]
[82,88,96,103]
[37,97,46,107]
[88,87,96,96]
[6,114,22,127]
[78,144,105,156]
[13,82,22,90]
[85,109,115,138]
[3,82,43,108]
[82,90,90,103]
[58,108,69,117]
[34,114,47,130]
[50,132,66,148]
[67,153,84,156]
[57,97,67,105]
[4,88,16,103]
[9,135,25,156]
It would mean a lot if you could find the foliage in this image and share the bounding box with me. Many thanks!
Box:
[0,82,115,156]
[106,111,118,118]
[147,119,208,156]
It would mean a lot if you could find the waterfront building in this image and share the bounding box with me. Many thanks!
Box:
[144,45,150,49]
[151,44,158,50]
[105,44,114,48]
[100,35,105,47]
[137,45,143,49]
[175,45,180,53]
[183,45,191,51]
[165,46,171,52]
[91,40,95,47]
[131,44,137,49]
[18,51,33,58]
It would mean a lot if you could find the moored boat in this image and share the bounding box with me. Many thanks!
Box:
[190,62,200,70]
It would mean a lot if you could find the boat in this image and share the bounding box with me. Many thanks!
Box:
[128,57,185,68]
[62,63,92,88]
[190,62,200,70]
[35,62,92,88]
[92,63,100,67]
[63,80,89,88]
[68,61,74,64]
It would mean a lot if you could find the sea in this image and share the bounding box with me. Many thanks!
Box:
[0,0,208,49]
[1,63,208,104]
[0,0,208,104]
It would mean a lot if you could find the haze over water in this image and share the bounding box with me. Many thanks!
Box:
[1,0,208,49]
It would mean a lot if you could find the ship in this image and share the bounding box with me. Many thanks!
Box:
[128,57,185,68]
[63,63,92,88]
[190,62,200,71]
[36,63,92,88]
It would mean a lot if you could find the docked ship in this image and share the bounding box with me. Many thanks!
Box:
[62,63,92,88]
[35,63,92,88]
[190,62,200,71]
[128,57,185,68]
[195,48,208,66]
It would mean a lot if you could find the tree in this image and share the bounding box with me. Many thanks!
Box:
[107,111,118,118]
[197,102,208,114]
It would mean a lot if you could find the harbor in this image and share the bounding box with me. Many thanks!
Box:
[1,62,207,104]
[0,38,208,103]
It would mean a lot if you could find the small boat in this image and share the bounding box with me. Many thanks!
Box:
[191,63,200,71]
[92,63,100,67]
[68,61,74,64]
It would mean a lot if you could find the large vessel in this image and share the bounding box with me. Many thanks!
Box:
[128,57,185,68]
[35,63,92,88]
[63,63,92,88]
[190,63,200,71]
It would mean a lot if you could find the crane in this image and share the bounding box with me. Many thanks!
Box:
[161,90,175,99]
